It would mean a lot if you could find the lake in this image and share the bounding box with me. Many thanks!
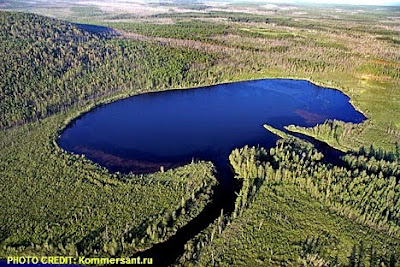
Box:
[59,79,365,176]
[58,79,366,265]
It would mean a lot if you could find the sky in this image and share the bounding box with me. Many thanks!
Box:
[296,0,398,5]
[233,0,400,5]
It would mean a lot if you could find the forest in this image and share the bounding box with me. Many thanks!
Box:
[0,12,219,129]
[0,1,399,266]
[0,112,218,258]
[179,131,400,265]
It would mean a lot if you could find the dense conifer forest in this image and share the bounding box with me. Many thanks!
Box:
[0,12,219,129]
[178,132,400,265]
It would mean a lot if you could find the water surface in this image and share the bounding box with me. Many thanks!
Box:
[59,79,365,176]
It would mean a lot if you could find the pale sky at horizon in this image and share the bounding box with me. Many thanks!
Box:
[297,0,398,5]
[235,0,399,5]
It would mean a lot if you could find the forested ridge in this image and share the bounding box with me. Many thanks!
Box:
[0,12,216,129]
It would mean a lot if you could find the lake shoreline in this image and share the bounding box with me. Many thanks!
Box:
[56,78,365,265]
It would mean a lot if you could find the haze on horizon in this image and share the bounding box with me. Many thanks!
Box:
[2,0,400,6]
[232,0,399,6]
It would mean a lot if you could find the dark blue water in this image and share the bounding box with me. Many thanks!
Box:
[59,79,364,175]
[58,79,365,266]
